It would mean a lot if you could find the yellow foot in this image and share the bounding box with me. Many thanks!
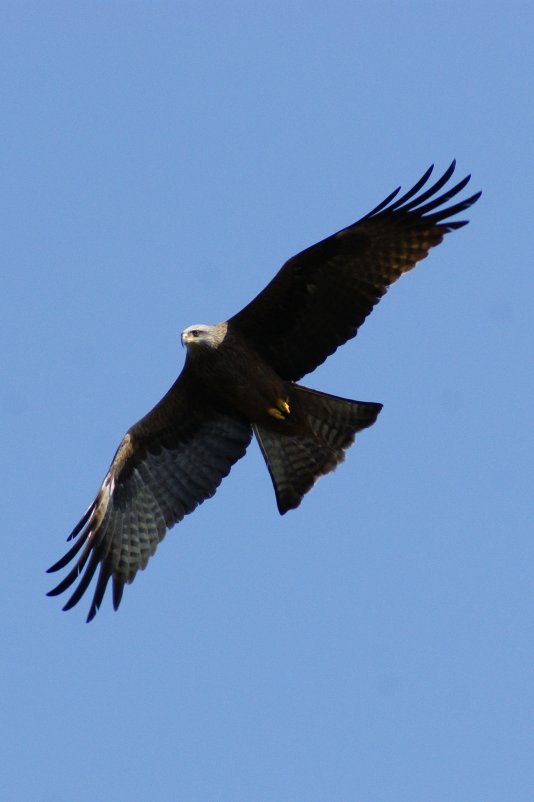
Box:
[267,398,290,420]
[276,398,291,416]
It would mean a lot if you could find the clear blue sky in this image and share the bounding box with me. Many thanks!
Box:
[2,3,533,801]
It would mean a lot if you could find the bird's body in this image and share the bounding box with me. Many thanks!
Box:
[183,323,293,429]
[48,162,481,620]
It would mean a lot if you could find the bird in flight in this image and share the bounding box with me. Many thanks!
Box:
[48,161,480,621]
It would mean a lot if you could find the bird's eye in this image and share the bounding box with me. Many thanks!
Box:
[190,330,200,337]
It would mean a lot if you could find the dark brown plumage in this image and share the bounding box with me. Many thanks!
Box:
[48,162,480,620]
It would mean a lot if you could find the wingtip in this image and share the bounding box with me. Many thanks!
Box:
[47,556,69,574]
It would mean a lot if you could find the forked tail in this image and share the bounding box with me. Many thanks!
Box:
[254,385,382,514]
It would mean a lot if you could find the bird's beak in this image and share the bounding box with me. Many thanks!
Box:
[180,331,187,347]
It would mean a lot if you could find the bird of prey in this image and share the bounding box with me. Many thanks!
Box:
[48,161,480,621]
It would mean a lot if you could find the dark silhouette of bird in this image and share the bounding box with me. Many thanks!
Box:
[48,162,481,620]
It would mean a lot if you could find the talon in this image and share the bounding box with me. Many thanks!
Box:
[276,398,291,415]
[267,397,290,421]
[267,407,286,421]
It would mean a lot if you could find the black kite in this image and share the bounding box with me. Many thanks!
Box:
[48,162,480,620]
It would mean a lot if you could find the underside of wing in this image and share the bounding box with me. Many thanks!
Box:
[229,162,481,381]
[48,370,252,621]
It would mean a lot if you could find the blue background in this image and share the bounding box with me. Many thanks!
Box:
[2,3,533,801]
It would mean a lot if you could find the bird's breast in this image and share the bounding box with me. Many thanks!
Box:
[190,340,293,426]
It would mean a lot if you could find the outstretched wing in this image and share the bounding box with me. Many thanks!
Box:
[48,367,252,621]
[230,162,481,382]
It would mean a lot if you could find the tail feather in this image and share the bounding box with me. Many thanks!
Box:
[254,385,382,514]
